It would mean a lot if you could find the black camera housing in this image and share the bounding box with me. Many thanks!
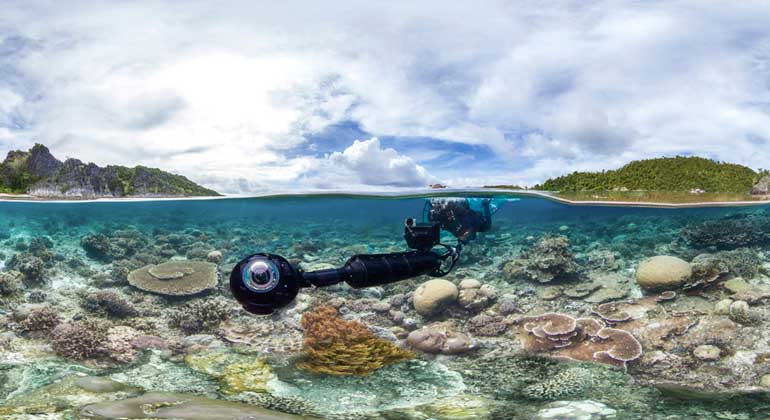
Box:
[404,218,441,251]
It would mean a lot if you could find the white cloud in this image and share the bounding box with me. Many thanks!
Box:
[1,1,770,191]
[326,138,433,188]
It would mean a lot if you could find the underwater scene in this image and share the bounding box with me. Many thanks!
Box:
[2,194,770,420]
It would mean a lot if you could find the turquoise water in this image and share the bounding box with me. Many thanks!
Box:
[1,194,770,419]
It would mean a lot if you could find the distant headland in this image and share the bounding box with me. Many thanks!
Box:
[0,144,220,199]
[485,156,770,205]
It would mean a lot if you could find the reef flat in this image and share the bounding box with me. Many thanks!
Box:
[1,195,770,419]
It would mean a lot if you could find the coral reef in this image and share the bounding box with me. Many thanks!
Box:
[0,270,22,296]
[503,235,579,283]
[522,367,593,400]
[184,351,276,394]
[635,255,691,291]
[407,323,476,354]
[413,279,458,316]
[296,305,414,376]
[682,214,770,249]
[81,290,138,318]
[7,253,45,284]
[51,319,107,360]
[128,260,218,296]
[514,313,643,369]
[19,306,61,333]
[168,298,230,333]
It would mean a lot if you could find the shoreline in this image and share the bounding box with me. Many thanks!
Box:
[1,188,769,208]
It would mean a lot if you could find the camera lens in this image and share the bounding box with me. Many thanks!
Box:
[242,257,279,292]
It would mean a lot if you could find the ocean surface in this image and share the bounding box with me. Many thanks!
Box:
[1,193,770,419]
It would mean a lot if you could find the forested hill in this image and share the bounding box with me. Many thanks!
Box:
[0,144,220,198]
[535,156,766,193]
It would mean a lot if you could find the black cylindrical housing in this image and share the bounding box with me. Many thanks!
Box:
[340,251,441,288]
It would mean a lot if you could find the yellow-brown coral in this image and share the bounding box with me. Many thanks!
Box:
[296,305,414,376]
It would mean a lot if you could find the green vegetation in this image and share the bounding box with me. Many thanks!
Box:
[483,185,525,190]
[536,156,766,193]
[0,144,220,198]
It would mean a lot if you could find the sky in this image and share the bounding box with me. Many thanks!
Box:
[1,1,770,193]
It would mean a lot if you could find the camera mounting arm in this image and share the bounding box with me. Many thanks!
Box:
[230,246,460,315]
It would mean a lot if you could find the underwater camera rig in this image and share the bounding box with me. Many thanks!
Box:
[230,198,493,314]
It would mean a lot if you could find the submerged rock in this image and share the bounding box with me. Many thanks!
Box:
[535,400,617,420]
[80,392,313,419]
[128,260,217,296]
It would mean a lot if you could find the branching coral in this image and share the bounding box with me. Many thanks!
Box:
[19,306,61,333]
[168,298,230,333]
[296,305,414,376]
[0,270,22,296]
[51,319,108,360]
[682,214,770,249]
[81,290,138,318]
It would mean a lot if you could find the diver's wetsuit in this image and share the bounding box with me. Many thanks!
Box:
[428,198,492,243]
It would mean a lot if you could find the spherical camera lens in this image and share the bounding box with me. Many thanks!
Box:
[242,258,280,292]
[250,262,272,285]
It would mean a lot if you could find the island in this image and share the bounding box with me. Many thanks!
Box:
[0,144,220,199]
[488,156,770,205]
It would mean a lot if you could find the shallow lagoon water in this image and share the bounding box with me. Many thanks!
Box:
[1,194,770,419]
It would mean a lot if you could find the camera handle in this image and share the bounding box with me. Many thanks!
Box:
[301,244,460,289]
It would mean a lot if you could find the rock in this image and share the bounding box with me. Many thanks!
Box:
[728,300,756,324]
[715,299,733,315]
[536,400,617,420]
[206,250,223,264]
[751,175,770,195]
[128,260,218,296]
[539,286,562,300]
[413,279,458,316]
[635,256,692,291]
[80,392,307,419]
[760,374,770,388]
[458,281,496,311]
[459,278,482,289]
[693,345,721,361]
[724,277,750,294]
[73,375,130,393]
[407,323,475,354]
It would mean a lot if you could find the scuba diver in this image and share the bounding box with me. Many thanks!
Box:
[230,197,502,315]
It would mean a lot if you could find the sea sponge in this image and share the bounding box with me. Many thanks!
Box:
[296,305,414,376]
[168,298,230,333]
[128,260,217,296]
[51,320,107,360]
[635,256,691,291]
